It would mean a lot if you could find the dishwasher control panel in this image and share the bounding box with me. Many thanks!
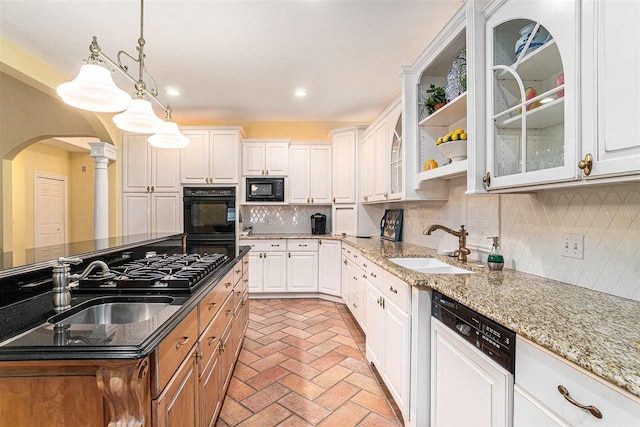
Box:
[432,291,516,374]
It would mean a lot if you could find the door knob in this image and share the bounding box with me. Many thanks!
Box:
[578,153,593,176]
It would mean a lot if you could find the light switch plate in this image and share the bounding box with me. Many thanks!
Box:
[561,233,584,259]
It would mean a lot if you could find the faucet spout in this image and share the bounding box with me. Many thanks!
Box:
[70,260,110,282]
[422,224,470,262]
[52,258,110,313]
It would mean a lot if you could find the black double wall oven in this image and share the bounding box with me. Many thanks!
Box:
[183,187,236,256]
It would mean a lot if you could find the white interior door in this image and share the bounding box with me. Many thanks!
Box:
[35,174,66,247]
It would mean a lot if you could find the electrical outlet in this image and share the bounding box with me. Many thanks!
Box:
[561,233,584,259]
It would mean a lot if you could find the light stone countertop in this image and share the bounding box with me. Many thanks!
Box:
[239,234,640,398]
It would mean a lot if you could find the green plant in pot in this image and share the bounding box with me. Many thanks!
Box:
[421,84,447,115]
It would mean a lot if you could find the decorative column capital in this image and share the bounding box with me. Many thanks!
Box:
[88,142,118,163]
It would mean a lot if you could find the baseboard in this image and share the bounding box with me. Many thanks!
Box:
[248,292,344,304]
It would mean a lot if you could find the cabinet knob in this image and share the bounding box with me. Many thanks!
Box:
[146,186,150,192]
[288,252,291,258]
[333,197,336,203]
[311,198,314,203]
[262,170,265,175]
[307,198,310,203]
[482,172,491,188]
[151,186,154,192]
[578,153,593,176]
[266,170,269,175]
[557,385,602,419]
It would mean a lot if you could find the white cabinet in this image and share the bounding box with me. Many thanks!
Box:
[431,317,512,427]
[247,251,287,293]
[383,297,411,416]
[287,251,319,292]
[122,192,182,235]
[241,140,289,176]
[359,97,402,203]
[340,254,349,301]
[180,128,242,184]
[484,0,579,190]
[365,283,384,368]
[581,0,640,179]
[318,239,341,296]
[330,127,364,204]
[122,133,182,236]
[122,134,180,193]
[514,337,640,427]
[288,144,332,204]
[514,386,567,427]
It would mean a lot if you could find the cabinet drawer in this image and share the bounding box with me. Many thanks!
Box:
[246,239,286,252]
[382,271,410,313]
[233,278,243,308]
[364,261,382,291]
[515,337,640,426]
[287,239,319,252]
[199,271,233,330]
[343,244,362,263]
[153,308,198,397]
[199,293,234,375]
[242,255,249,276]
[233,261,243,285]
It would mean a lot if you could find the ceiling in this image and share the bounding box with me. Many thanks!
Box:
[0,0,461,123]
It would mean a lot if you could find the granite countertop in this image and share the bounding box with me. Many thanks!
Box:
[242,234,640,398]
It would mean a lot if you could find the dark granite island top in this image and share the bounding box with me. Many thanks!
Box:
[0,231,251,361]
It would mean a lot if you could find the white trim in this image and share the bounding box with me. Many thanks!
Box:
[248,292,344,304]
[34,171,68,248]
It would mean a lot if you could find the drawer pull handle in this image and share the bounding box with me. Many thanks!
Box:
[557,385,602,419]
[219,341,226,353]
[226,309,232,316]
[353,276,357,280]
[362,274,367,279]
[371,273,377,278]
[299,244,308,247]
[354,254,358,258]
[344,259,347,265]
[235,269,241,274]
[363,263,367,268]
[225,282,232,288]
[176,335,189,349]
[352,303,358,309]
[389,286,398,294]
[244,279,248,283]
[208,302,217,310]
[207,336,217,346]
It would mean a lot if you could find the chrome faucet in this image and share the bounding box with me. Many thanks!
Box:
[52,257,109,312]
[423,224,471,262]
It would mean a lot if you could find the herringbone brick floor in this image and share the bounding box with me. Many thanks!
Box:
[216,298,403,427]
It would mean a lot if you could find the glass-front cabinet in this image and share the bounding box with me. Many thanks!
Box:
[484,0,579,190]
[389,113,403,198]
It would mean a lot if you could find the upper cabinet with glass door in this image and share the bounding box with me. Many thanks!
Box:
[484,0,579,190]
[389,113,403,198]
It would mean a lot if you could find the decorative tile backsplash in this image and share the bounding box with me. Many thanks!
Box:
[240,205,332,234]
[397,178,640,302]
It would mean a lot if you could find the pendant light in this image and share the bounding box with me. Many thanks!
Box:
[56,63,131,113]
[112,97,163,133]
[148,109,189,148]
[57,0,189,148]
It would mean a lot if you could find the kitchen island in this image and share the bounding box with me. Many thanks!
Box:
[0,233,251,427]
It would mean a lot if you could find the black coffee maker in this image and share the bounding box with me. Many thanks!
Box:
[310,213,327,235]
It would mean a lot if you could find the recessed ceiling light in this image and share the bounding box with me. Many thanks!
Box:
[166,87,180,96]
[294,88,307,97]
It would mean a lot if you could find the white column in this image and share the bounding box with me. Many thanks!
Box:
[89,142,118,242]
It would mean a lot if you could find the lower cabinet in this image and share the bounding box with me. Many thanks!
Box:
[248,251,287,293]
[287,251,319,292]
[200,351,222,427]
[318,239,342,296]
[514,337,640,427]
[363,273,411,419]
[153,347,200,427]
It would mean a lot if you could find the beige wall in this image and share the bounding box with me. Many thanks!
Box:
[179,120,363,141]
[1,37,121,252]
[10,143,94,252]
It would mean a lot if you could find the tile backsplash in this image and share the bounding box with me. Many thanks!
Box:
[241,205,332,234]
[394,178,640,302]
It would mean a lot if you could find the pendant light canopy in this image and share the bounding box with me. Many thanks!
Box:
[56,0,190,148]
[56,64,132,113]
[112,98,163,133]
[148,120,190,149]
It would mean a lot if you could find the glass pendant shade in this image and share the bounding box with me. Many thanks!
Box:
[148,121,190,148]
[112,98,163,133]
[56,64,132,112]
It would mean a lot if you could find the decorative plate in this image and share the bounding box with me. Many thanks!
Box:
[445,49,467,102]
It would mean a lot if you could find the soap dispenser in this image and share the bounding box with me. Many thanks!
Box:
[487,236,504,271]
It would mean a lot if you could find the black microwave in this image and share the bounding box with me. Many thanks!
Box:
[246,177,285,202]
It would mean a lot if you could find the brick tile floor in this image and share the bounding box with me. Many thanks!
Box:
[217,299,403,427]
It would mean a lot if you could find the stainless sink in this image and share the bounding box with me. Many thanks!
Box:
[388,257,473,275]
[49,297,174,325]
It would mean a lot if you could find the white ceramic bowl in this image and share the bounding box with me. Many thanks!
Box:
[437,139,467,162]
